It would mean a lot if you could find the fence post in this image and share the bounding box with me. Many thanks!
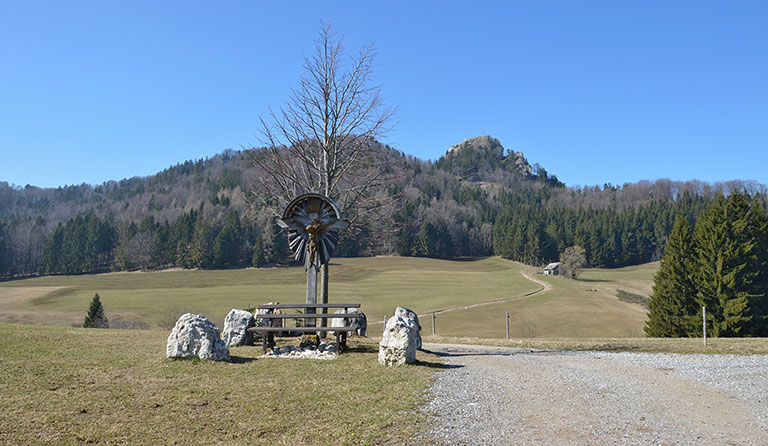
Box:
[703,306,707,346]
[432,312,436,336]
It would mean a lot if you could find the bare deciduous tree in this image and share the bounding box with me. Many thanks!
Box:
[560,245,587,279]
[247,23,397,311]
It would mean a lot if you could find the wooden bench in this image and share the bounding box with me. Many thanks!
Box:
[247,304,362,355]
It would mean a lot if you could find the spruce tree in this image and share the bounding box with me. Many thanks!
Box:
[645,215,698,337]
[414,221,438,257]
[83,293,109,328]
[252,233,264,267]
[0,222,9,277]
[693,193,756,336]
[749,196,768,335]
[213,211,243,268]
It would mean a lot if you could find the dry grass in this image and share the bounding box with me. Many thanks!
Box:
[0,324,438,445]
[0,257,540,330]
[426,263,656,339]
[423,335,768,355]
[0,257,660,338]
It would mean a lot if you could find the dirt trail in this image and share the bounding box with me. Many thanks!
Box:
[422,343,768,446]
[371,269,551,325]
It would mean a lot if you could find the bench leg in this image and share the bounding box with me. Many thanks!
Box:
[341,332,348,350]
[263,333,276,355]
[335,332,341,355]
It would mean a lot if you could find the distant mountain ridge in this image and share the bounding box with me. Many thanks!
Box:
[0,136,554,224]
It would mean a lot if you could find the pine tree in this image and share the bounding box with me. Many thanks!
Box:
[749,196,768,335]
[83,293,109,328]
[189,207,213,269]
[413,221,438,257]
[0,222,9,277]
[645,215,699,337]
[693,193,756,336]
[213,211,243,268]
[252,232,265,267]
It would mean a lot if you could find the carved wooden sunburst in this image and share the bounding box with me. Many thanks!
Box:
[277,193,349,270]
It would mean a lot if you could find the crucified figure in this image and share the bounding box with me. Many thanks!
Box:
[305,218,334,266]
[277,194,350,270]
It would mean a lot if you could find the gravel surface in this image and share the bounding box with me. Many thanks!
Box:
[422,343,768,446]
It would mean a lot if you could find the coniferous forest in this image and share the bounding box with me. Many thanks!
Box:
[1,136,766,287]
[646,192,768,337]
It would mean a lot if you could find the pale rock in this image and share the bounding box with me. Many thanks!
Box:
[166,313,230,361]
[378,307,421,366]
[255,302,283,328]
[330,308,368,336]
[263,342,336,360]
[221,309,255,346]
[394,306,422,349]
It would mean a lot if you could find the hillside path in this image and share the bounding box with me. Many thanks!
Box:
[519,269,552,294]
[371,269,550,326]
[421,343,768,446]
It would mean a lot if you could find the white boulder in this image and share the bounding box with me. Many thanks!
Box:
[394,306,421,349]
[378,307,421,366]
[166,313,230,361]
[330,308,367,336]
[222,309,255,346]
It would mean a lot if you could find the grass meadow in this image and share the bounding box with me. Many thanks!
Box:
[0,257,543,332]
[0,256,657,337]
[0,324,437,445]
[416,261,657,339]
[3,257,768,444]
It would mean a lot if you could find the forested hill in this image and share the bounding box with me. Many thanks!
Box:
[0,135,765,278]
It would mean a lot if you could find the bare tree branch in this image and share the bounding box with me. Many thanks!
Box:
[248,23,397,218]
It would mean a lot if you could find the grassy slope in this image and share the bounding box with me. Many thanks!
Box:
[0,324,436,445]
[433,262,657,338]
[0,257,540,330]
[0,257,658,338]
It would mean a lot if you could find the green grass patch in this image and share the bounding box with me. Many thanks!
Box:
[0,324,437,445]
[616,289,649,307]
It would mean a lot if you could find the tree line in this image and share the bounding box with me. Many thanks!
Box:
[490,190,708,266]
[646,192,768,337]
[35,208,289,275]
[19,185,718,277]
[1,136,766,279]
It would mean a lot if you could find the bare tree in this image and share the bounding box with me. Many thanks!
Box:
[560,245,587,279]
[248,23,397,311]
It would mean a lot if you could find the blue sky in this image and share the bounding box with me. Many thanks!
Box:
[1,1,766,188]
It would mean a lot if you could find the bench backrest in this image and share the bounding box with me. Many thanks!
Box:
[257,303,361,310]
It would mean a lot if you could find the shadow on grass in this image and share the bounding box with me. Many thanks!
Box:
[229,356,258,364]
[576,278,610,283]
[346,344,378,354]
[446,257,488,263]
[415,359,463,369]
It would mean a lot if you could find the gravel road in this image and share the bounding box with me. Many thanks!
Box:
[422,343,768,446]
